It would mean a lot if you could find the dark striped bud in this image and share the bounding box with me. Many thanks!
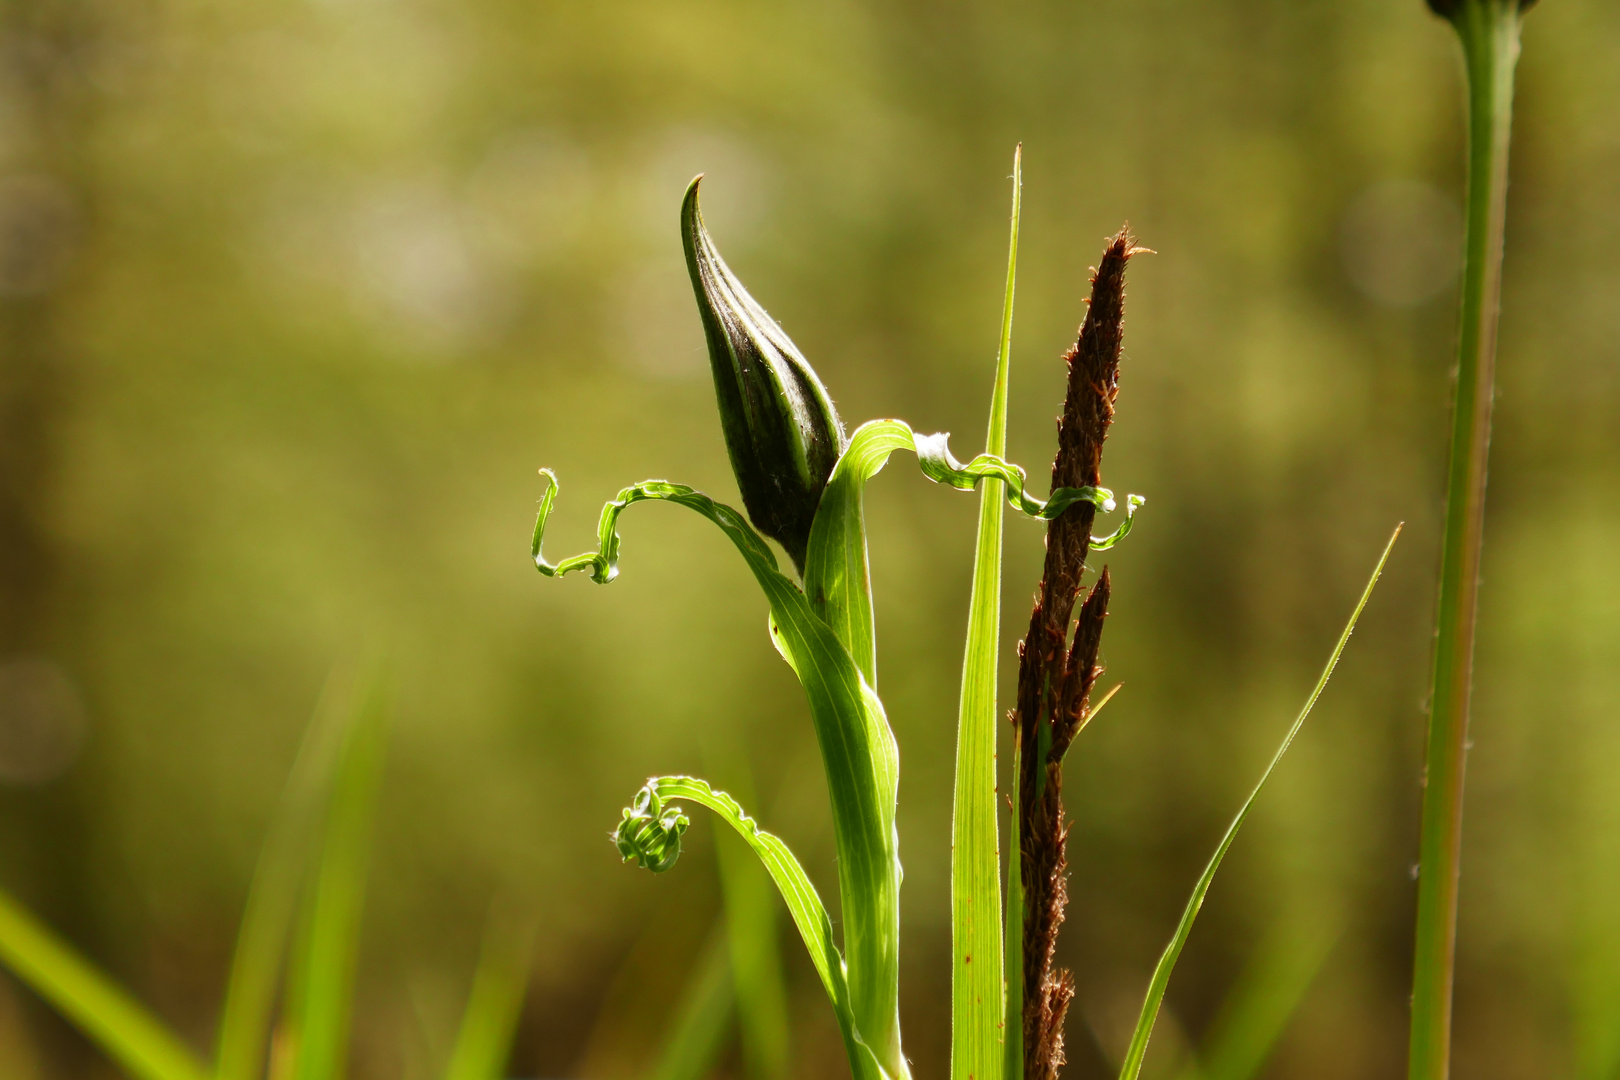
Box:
[682,177,845,573]
[1426,0,1537,18]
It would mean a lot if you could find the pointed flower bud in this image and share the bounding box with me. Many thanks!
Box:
[682,177,845,573]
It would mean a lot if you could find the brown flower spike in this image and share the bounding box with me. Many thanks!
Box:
[1016,227,1142,1080]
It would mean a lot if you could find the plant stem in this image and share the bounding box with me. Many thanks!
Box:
[952,145,1019,1080]
[1410,3,1524,1077]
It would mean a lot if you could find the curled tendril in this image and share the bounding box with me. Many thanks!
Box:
[615,784,690,872]
[532,422,1144,586]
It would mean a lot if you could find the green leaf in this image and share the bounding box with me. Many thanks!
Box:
[0,886,208,1080]
[284,674,392,1080]
[444,899,537,1080]
[618,776,888,1080]
[215,673,367,1080]
[1117,525,1401,1080]
[952,145,1020,1080]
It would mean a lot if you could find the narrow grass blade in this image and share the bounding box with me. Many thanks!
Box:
[1117,525,1400,1080]
[952,145,1020,1080]
[284,674,392,1080]
[1174,913,1340,1080]
[619,776,888,1080]
[709,761,790,1080]
[216,674,364,1080]
[444,899,537,1080]
[649,924,735,1080]
[0,887,208,1080]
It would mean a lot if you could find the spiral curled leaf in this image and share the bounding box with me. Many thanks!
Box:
[618,777,891,1080]
[616,784,690,873]
[684,177,846,573]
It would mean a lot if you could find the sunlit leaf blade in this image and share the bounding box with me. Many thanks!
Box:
[0,887,208,1080]
[619,776,888,1080]
[648,925,734,1080]
[284,674,392,1080]
[1116,525,1401,1080]
[215,673,364,1080]
[444,899,537,1080]
[1175,913,1340,1080]
[710,760,791,1080]
[952,145,1019,1080]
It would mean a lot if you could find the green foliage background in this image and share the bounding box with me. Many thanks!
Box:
[0,0,1614,1077]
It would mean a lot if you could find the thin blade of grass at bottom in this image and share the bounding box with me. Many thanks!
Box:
[284,672,392,1080]
[0,887,208,1080]
[1117,525,1401,1080]
[216,670,367,1080]
[444,898,538,1080]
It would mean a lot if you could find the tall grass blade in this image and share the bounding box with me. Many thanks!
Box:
[444,899,537,1080]
[952,144,1019,1080]
[1117,525,1400,1080]
[1173,913,1340,1080]
[284,674,392,1080]
[648,925,735,1080]
[0,887,208,1080]
[216,674,365,1080]
[710,761,790,1080]
[1410,4,1530,1076]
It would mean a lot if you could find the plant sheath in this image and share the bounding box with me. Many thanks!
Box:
[1410,3,1527,1077]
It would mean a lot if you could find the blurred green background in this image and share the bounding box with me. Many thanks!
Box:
[0,0,1614,1076]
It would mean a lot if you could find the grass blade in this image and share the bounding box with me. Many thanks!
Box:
[952,144,1020,1080]
[1117,525,1400,1080]
[648,925,734,1080]
[216,674,365,1080]
[284,674,392,1080]
[1174,913,1340,1080]
[444,899,537,1080]
[0,887,208,1080]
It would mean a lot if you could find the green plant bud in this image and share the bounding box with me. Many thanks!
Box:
[616,784,689,873]
[682,176,846,573]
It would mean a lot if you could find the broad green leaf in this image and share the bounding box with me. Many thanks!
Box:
[1175,912,1340,1080]
[216,673,366,1080]
[0,886,208,1080]
[1117,525,1401,1080]
[648,925,733,1080]
[617,775,887,1080]
[444,899,537,1080]
[952,145,1019,1080]
[284,675,392,1080]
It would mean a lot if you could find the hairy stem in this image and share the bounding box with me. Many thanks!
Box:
[1410,2,1525,1077]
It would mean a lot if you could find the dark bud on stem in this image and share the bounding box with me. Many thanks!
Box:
[682,176,846,573]
[1426,0,1537,18]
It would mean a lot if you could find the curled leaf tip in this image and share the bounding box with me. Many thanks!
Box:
[683,178,846,573]
[616,783,689,872]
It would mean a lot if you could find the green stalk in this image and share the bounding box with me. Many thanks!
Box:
[1409,3,1526,1077]
[952,145,1020,1080]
